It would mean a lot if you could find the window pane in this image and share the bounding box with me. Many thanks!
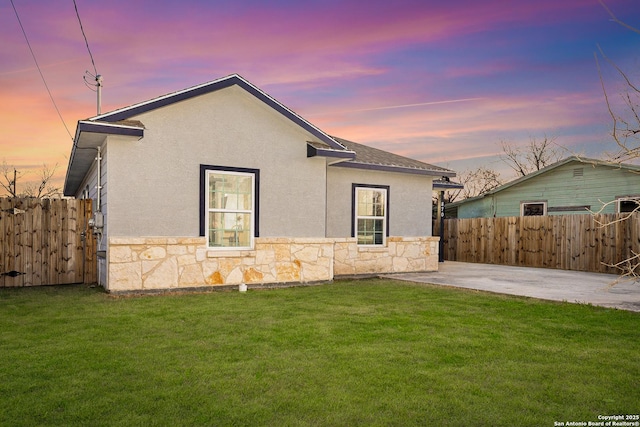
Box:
[357,190,371,216]
[355,187,386,246]
[210,174,252,211]
[523,203,544,216]
[224,194,239,210]
[237,176,252,193]
[357,218,383,245]
[209,176,225,209]
[208,212,251,247]
[207,171,254,248]
[620,199,640,213]
[238,193,252,211]
[372,190,384,216]
[357,189,385,216]
[208,212,225,247]
[357,218,370,245]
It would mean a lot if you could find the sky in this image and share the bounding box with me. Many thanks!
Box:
[1,0,639,193]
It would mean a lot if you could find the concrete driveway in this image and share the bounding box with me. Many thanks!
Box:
[387,262,640,312]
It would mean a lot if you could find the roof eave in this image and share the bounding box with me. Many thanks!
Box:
[433,181,464,190]
[307,143,356,159]
[77,120,145,138]
[63,121,144,196]
[333,161,456,177]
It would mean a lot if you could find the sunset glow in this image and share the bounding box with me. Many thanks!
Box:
[1,0,638,192]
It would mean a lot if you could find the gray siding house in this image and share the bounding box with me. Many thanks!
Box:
[63,74,455,292]
[447,157,640,218]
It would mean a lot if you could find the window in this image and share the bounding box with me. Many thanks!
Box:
[521,201,547,216]
[200,165,259,249]
[617,197,640,213]
[353,185,389,246]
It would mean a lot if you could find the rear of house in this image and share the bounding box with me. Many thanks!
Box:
[448,157,640,219]
[64,74,454,292]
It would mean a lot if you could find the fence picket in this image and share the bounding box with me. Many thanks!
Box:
[442,214,639,274]
[0,198,95,287]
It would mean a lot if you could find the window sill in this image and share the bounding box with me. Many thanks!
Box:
[207,249,256,258]
[357,246,388,253]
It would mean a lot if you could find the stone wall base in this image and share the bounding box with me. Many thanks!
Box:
[333,236,439,276]
[106,236,439,292]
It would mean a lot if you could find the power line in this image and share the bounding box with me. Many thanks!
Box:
[10,0,73,140]
[73,0,98,76]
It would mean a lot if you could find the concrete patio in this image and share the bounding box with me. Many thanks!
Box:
[387,261,640,312]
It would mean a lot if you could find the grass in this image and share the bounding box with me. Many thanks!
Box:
[0,279,638,426]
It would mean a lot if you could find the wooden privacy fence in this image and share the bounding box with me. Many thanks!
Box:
[0,198,96,287]
[442,213,639,274]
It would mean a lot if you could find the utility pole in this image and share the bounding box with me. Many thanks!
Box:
[96,74,103,115]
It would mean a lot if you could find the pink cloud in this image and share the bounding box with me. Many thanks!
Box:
[306,90,611,164]
[45,0,601,91]
[0,0,634,193]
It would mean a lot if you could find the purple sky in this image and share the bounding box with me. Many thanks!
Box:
[1,0,639,191]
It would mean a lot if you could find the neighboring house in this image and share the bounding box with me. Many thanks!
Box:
[63,74,455,292]
[446,156,640,218]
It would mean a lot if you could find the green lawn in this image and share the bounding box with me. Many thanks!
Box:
[1,279,638,426]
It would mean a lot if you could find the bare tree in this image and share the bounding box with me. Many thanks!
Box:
[596,2,640,163]
[447,166,503,203]
[0,160,21,197]
[589,199,640,282]
[0,161,60,198]
[594,1,640,282]
[500,135,563,177]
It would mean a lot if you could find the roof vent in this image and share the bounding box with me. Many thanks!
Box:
[573,168,584,177]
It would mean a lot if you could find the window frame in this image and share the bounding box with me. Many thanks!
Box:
[352,184,390,246]
[199,165,260,249]
[520,201,547,216]
[616,196,640,214]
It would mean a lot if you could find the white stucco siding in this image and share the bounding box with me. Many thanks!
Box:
[106,85,327,238]
[326,166,434,238]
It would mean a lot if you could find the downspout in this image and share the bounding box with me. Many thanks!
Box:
[438,189,445,262]
[96,145,102,212]
[93,145,105,287]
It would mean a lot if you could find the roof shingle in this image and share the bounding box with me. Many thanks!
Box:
[331,136,455,177]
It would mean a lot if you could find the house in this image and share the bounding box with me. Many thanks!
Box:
[446,156,640,218]
[63,74,455,292]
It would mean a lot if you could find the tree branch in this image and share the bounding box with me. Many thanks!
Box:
[599,0,640,36]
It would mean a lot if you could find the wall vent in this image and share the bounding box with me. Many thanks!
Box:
[573,168,584,177]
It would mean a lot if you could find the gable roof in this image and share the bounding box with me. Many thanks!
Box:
[92,74,347,151]
[330,137,456,177]
[64,74,455,195]
[64,74,355,196]
[447,156,640,208]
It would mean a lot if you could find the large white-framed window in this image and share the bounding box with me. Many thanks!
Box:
[616,196,640,213]
[353,185,389,246]
[200,165,259,249]
[520,201,547,216]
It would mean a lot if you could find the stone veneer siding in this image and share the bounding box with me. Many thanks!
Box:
[333,237,439,276]
[107,236,439,292]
